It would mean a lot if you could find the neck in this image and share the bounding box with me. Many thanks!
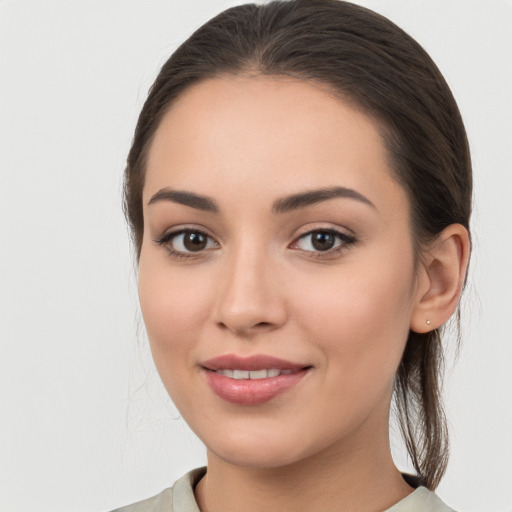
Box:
[195,426,413,512]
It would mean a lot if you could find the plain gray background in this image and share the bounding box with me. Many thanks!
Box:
[1,1,511,511]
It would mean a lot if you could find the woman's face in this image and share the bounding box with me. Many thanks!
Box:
[138,75,426,468]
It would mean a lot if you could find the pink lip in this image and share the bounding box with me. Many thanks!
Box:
[201,354,311,406]
[202,354,306,371]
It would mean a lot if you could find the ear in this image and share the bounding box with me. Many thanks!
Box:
[410,224,471,333]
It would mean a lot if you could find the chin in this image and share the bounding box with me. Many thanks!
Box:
[202,423,332,470]
[210,443,306,469]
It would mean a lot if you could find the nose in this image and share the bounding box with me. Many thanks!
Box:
[213,243,287,336]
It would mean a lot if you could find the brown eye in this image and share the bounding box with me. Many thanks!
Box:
[293,229,356,254]
[183,232,208,251]
[311,231,336,251]
[155,229,218,256]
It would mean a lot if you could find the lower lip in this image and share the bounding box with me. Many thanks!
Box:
[203,369,309,405]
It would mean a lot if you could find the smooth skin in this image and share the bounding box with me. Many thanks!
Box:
[138,75,470,512]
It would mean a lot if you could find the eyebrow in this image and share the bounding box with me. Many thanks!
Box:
[147,186,375,213]
[148,188,219,212]
[271,186,376,213]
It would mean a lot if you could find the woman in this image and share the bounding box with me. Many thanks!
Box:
[115,0,471,510]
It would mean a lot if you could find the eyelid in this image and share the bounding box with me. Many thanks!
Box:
[289,226,357,256]
[153,226,220,258]
[152,224,356,260]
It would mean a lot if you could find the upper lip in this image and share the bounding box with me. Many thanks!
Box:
[201,354,309,371]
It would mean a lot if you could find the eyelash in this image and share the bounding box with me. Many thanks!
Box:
[153,228,356,260]
[291,229,356,258]
[153,229,217,260]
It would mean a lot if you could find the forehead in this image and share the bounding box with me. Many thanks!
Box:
[144,75,407,217]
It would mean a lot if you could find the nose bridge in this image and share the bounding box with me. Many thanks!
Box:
[214,234,285,334]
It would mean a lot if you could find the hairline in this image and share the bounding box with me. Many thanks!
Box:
[137,68,427,256]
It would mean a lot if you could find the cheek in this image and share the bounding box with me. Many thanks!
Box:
[137,254,211,373]
[292,254,416,385]
[137,259,216,424]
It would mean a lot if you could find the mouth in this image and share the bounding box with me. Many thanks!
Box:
[201,354,312,405]
[210,368,297,379]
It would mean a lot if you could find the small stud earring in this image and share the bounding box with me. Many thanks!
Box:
[426,319,431,325]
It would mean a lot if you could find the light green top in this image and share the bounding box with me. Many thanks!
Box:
[111,467,455,512]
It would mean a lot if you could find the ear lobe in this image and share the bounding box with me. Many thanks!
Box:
[410,223,470,333]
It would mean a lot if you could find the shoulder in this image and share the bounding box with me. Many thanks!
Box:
[109,467,206,512]
[110,487,174,512]
[386,487,457,512]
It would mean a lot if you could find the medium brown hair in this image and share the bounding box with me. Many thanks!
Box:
[124,0,472,489]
